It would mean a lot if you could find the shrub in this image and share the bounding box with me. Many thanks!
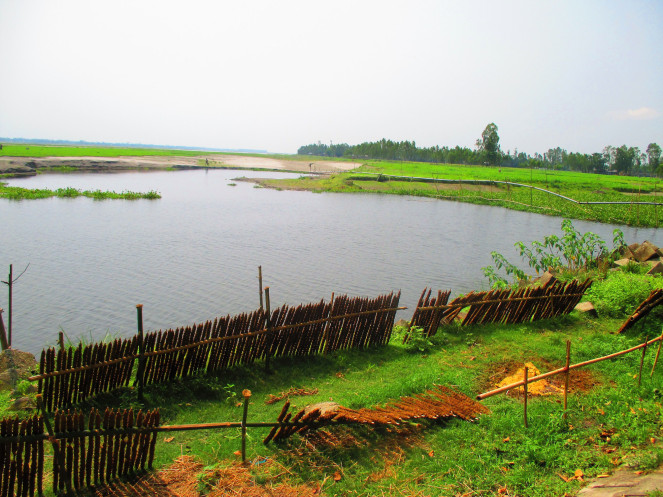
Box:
[584,272,663,318]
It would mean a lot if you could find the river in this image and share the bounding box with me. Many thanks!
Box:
[2,169,660,354]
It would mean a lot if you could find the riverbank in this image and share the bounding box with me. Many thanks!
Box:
[0,152,360,177]
[247,166,663,227]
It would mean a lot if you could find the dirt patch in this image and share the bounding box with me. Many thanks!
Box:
[480,359,600,398]
[90,455,320,497]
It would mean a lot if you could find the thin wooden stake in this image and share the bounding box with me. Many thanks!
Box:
[58,331,65,350]
[563,340,571,420]
[135,305,145,400]
[651,329,663,378]
[241,389,251,463]
[523,366,528,429]
[0,309,8,351]
[258,266,264,310]
[638,335,648,387]
[264,288,272,373]
[8,264,12,347]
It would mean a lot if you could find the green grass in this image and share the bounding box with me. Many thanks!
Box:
[20,300,658,496]
[0,182,160,200]
[256,163,663,227]
[0,144,219,158]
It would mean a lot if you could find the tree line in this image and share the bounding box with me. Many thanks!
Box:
[297,124,661,176]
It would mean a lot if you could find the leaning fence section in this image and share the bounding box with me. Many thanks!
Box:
[34,291,401,411]
[38,338,139,412]
[409,280,592,340]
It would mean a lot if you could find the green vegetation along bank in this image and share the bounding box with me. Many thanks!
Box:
[0,182,160,200]
[255,158,663,227]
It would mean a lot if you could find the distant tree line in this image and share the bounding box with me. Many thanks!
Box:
[298,124,662,176]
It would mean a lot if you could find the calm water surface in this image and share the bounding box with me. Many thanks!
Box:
[2,169,661,353]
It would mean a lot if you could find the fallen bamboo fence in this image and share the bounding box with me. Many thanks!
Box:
[33,292,402,411]
[617,288,663,334]
[407,279,591,340]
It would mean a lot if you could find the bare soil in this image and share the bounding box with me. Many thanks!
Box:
[0,155,360,176]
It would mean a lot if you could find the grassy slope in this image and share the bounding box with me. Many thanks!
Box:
[19,310,656,496]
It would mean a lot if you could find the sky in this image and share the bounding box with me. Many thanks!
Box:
[0,0,661,155]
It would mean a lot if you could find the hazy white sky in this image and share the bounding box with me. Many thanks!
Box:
[1,0,661,154]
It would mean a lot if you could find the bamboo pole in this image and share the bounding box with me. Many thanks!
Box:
[477,335,663,400]
[415,291,587,311]
[638,336,648,387]
[258,266,263,310]
[241,389,251,463]
[563,340,571,420]
[523,367,528,428]
[651,329,663,378]
[58,331,65,351]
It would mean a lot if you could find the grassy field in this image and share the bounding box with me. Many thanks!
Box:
[0,144,219,158]
[4,267,662,496]
[257,158,663,227]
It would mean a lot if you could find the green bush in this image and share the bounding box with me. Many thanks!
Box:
[584,272,663,318]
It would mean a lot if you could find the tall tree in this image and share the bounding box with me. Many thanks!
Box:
[476,123,501,166]
[614,145,634,174]
[646,143,661,173]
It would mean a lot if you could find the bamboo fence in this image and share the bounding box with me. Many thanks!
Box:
[407,280,592,340]
[52,408,159,494]
[0,415,42,497]
[33,292,402,411]
[38,338,139,412]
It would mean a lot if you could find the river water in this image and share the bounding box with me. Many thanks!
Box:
[2,169,661,354]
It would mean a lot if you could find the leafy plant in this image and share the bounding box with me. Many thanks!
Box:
[482,220,622,288]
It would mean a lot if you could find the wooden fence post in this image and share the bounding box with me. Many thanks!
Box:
[241,389,251,463]
[0,309,8,351]
[37,394,72,496]
[7,264,12,347]
[563,340,571,421]
[258,266,264,310]
[58,331,65,350]
[638,335,648,387]
[523,366,529,429]
[651,330,663,379]
[264,288,272,373]
[135,304,145,400]
[322,292,334,354]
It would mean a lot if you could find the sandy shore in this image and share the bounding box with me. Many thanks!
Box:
[0,154,361,176]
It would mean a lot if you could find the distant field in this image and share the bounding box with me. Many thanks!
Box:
[259,157,663,227]
[0,144,219,157]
